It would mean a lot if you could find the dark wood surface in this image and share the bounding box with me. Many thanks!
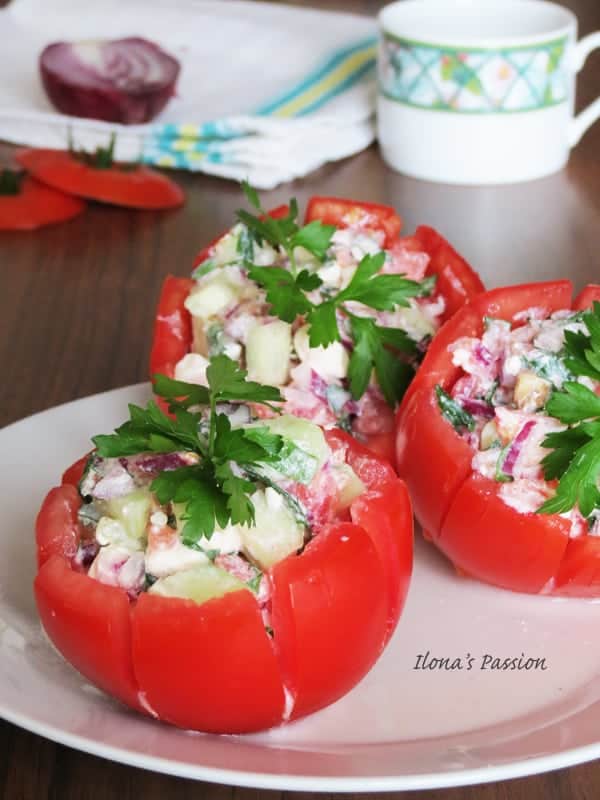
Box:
[1,0,599,797]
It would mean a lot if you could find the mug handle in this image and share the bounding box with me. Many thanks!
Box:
[569,32,600,147]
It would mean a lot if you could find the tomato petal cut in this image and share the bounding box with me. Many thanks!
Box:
[16,149,184,210]
[35,484,81,567]
[304,196,402,248]
[34,555,142,711]
[350,479,413,641]
[555,537,600,596]
[270,522,388,720]
[149,275,195,380]
[573,284,600,311]
[440,473,570,593]
[396,384,475,539]
[415,225,484,321]
[471,280,573,321]
[324,427,396,487]
[61,455,89,487]
[132,590,285,733]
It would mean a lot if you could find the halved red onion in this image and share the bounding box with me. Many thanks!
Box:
[40,37,180,124]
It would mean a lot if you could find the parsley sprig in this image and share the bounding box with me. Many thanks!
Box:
[92,355,286,543]
[238,183,434,406]
[538,304,600,518]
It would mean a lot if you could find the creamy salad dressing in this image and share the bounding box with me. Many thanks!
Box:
[74,415,365,627]
[447,308,600,535]
[178,219,444,437]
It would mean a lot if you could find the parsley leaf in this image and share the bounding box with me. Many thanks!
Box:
[247,265,313,323]
[92,355,288,541]
[562,302,600,382]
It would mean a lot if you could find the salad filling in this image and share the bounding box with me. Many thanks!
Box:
[438,305,600,536]
[74,358,365,630]
[176,188,444,440]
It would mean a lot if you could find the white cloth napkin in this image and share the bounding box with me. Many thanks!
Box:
[0,0,377,188]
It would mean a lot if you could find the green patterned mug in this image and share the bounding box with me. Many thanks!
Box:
[377,0,600,183]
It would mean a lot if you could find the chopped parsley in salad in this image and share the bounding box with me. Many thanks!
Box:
[177,184,444,440]
[75,356,366,627]
[437,302,600,536]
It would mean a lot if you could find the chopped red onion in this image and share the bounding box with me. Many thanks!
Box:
[502,420,536,477]
[40,37,180,124]
[459,397,495,418]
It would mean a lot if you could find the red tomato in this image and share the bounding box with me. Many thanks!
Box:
[414,225,485,322]
[34,446,413,733]
[149,275,195,380]
[61,454,89,487]
[395,280,600,596]
[0,174,85,230]
[16,148,184,210]
[35,554,142,711]
[573,284,600,311]
[304,196,402,248]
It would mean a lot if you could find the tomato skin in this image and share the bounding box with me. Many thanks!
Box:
[35,443,412,732]
[573,284,600,311]
[132,590,285,733]
[149,275,195,382]
[0,176,85,230]
[415,225,485,322]
[554,538,600,596]
[304,196,402,248]
[34,555,143,712]
[350,479,413,641]
[61,454,89,488]
[439,473,570,593]
[270,522,389,720]
[35,484,81,568]
[395,280,600,596]
[16,149,184,210]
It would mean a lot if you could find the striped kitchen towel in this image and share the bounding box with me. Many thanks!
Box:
[0,0,378,188]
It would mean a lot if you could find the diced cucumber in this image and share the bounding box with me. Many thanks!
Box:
[104,489,152,543]
[240,488,305,570]
[396,306,436,341]
[185,275,239,320]
[149,564,247,605]
[246,320,291,386]
[335,464,366,510]
[259,414,330,470]
[213,229,241,266]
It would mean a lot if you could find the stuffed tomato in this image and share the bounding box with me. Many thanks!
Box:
[396,280,600,596]
[150,191,484,464]
[35,358,413,733]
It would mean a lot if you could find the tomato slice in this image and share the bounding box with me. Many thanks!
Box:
[304,196,402,248]
[191,204,290,269]
[414,225,485,322]
[35,555,142,711]
[573,284,600,311]
[324,427,396,488]
[0,174,85,230]
[132,590,285,733]
[16,148,184,210]
[270,521,388,720]
[440,473,570,593]
[35,484,81,567]
[471,279,573,321]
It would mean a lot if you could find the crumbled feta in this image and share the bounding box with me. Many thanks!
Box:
[174,352,209,385]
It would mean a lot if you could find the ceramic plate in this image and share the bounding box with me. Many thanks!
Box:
[2,385,600,791]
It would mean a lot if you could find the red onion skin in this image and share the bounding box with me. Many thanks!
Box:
[39,38,180,125]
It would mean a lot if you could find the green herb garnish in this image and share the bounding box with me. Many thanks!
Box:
[238,183,431,406]
[93,355,286,543]
[435,385,475,433]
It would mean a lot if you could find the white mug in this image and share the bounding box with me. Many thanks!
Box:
[377,0,600,184]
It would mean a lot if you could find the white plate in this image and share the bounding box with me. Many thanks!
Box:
[2,384,600,791]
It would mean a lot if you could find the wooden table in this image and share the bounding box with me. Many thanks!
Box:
[1,0,599,796]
